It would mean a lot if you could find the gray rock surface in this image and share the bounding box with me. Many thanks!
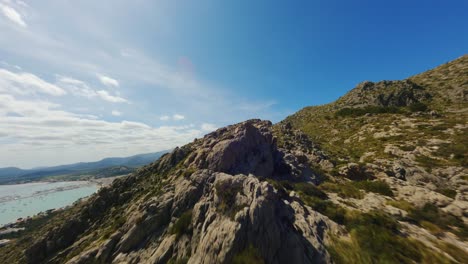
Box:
[23,119,340,264]
[337,80,431,108]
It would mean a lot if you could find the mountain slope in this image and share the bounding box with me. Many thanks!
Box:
[0,151,169,184]
[0,56,467,263]
[280,55,467,183]
[1,120,342,263]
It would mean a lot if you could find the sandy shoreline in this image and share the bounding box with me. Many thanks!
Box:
[0,181,96,204]
[0,175,127,228]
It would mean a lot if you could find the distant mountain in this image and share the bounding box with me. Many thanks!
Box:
[0,151,169,184]
[0,167,25,177]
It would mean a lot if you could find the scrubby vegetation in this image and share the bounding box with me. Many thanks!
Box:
[386,200,414,212]
[182,167,197,178]
[293,182,328,199]
[215,182,245,219]
[335,106,403,117]
[319,182,363,199]
[328,211,453,264]
[408,102,428,112]
[352,180,393,197]
[232,244,265,264]
[435,132,468,166]
[436,241,468,263]
[435,187,457,199]
[280,56,467,173]
[287,180,460,263]
[301,195,347,225]
[170,210,193,239]
[266,179,347,224]
[415,155,446,169]
[319,180,393,198]
[405,203,467,239]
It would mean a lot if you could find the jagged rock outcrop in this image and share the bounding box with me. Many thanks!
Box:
[183,120,278,177]
[181,119,323,183]
[20,119,340,264]
[336,79,432,108]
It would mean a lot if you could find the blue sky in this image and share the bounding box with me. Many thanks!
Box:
[0,0,467,168]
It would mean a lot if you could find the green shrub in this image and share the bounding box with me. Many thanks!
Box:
[386,200,414,212]
[170,210,192,239]
[266,179,294,192]
[435,188,457,199]
[301,195,346,224]
[320,182,363,199]
[408,102,428,112]
[341,164,373,181]
[232,244,264,264]
[352,180,393,197]
[436,138,467,166]
[182,167,197,178]
[291,181,347,224]
[436,241,468,263]
[328,211,452,264]
[415,155,446,169]
[215,182,240,209]
[407,203,467,239]
[294,182,328,199]
[335,106,403,117]
[420,220,444,237]
[215,182,245,219]
[399,145,416,152]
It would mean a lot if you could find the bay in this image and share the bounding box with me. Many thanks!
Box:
[0,181,98,227]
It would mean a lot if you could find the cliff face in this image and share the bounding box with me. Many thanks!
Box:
[5,120,340,264]
[1,56,467,264]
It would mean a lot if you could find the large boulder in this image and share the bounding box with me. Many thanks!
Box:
[184,119,277,178]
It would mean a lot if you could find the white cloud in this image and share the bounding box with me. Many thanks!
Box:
[120,49,135,57]
[111,110,121,116]
[96,90,128,103]
[57,76,84,86]
[173,114,185,120]
[57,76,128,103]
[16,1,29,8]
[201,123,217,132]
[0,8,280,123]
[57,76,96,98]
[97,74,119,87]
[0,3,26,27]
[0,2,284,167]
[0,94,204,168]
[0,68,66,96]
[159,114,186,121]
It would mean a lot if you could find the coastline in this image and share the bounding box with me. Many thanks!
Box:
[0,175,126,229]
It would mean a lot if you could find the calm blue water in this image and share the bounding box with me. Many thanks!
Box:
[0,181,98,226]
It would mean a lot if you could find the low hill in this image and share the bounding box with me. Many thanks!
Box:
[0,151,169,184]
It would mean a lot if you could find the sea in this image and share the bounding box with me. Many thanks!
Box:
[0,181,98,227]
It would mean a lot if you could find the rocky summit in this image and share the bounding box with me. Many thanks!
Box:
[1,56,467,263]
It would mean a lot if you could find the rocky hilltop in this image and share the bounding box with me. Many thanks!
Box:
[1,55,467,263]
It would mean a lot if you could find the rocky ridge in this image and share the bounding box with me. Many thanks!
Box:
[1,56,467,263]
[3,120,341,264]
